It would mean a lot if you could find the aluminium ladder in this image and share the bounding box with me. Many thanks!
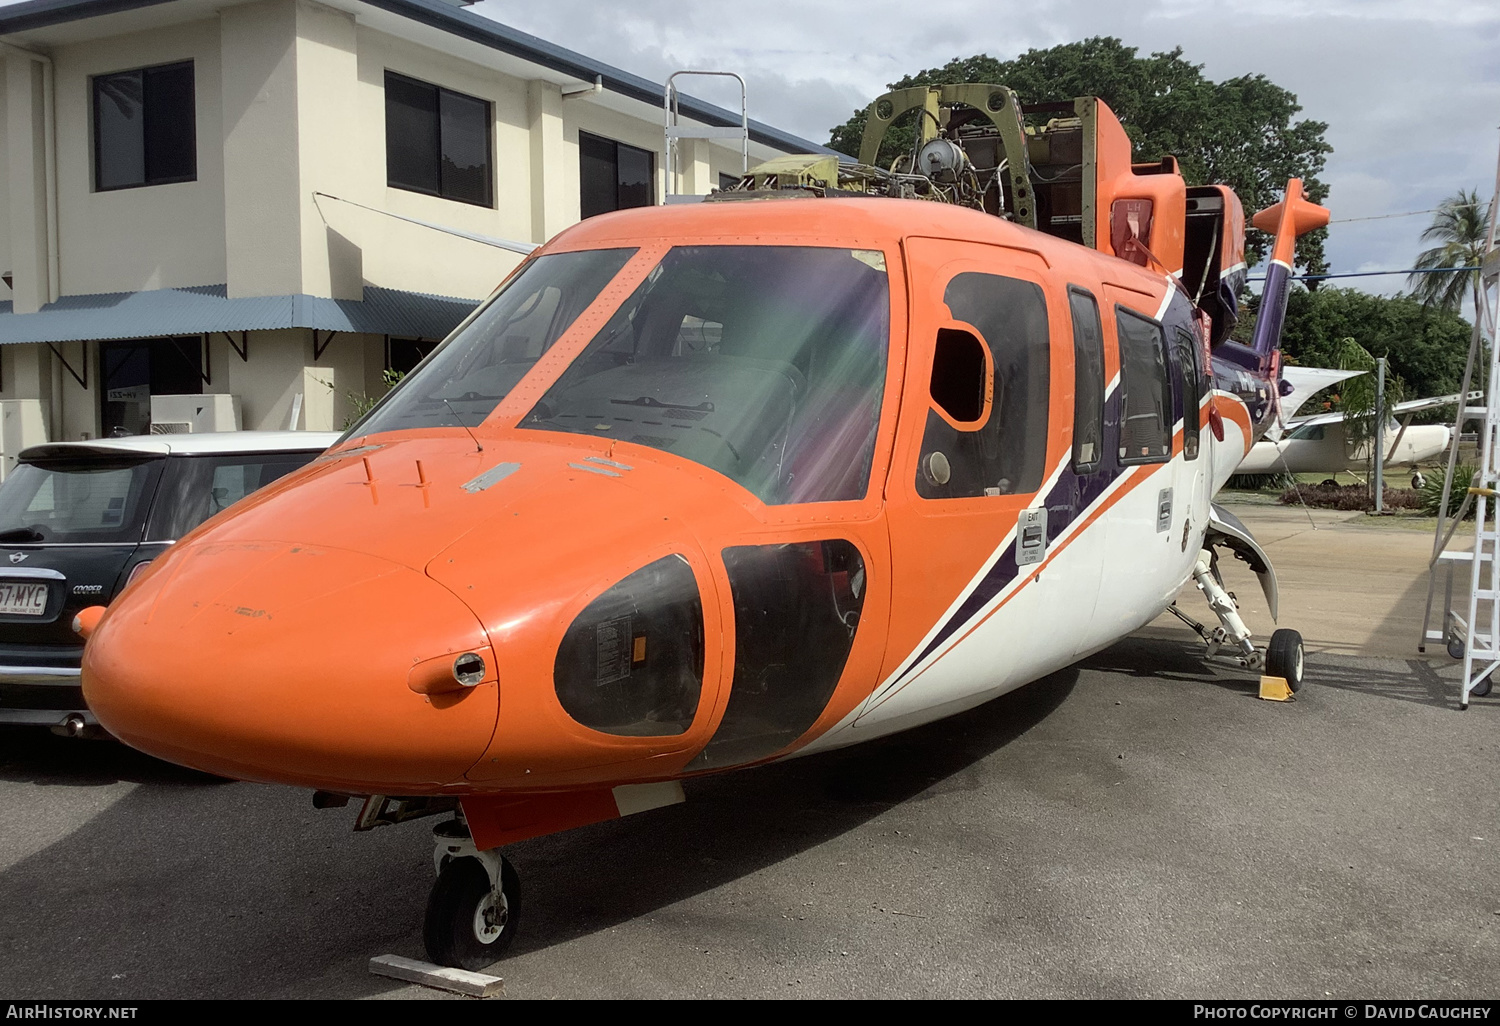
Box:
[663,71,749,202]
[1421,157,1500,708]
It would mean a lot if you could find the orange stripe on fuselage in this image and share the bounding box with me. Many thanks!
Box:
[1216,394,1254,454]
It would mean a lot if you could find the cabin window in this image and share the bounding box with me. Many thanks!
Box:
[1116,308,1172,464]
[580,132,655,218]
[349,247,636,435]
[928,328,989,424]
[1174,327,1201,460]
[385,71,493,207]
[554,555,704,737]
[521,245,890,505]
[93,62,195,191]
[1068,287,1105,472]
[687,540,865,770]
[916,273,1050,499]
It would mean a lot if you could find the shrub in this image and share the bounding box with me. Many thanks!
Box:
[1278,482,1422,511]
[1227,472,1296,491]
[1419,464,1476,518]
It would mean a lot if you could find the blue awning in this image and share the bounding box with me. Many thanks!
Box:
[0,284,482,344]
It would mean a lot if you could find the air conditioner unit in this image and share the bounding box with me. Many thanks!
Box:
[0,399,48,480]
[149,394,242,433]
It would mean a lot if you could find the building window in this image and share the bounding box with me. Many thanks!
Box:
[387,337,438,375]
[385,71,493,207]
[580,131,654,218]
[100,338,203,436]
[93,62,196,191]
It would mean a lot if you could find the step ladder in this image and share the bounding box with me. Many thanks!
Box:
[663,71,749,202]
[1420,161,1500,708]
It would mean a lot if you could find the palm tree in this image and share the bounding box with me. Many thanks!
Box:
[1333,337,1404,503]
[1408,189,1494,324]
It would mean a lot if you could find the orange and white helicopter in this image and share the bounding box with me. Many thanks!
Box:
[78,84,1328,969]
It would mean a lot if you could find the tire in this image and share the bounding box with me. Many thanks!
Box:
[1412,472,1427,490]
[1266,628,1305,692]
[423,856,520,970]
[1473,674,1493,699]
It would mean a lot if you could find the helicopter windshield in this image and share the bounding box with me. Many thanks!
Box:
[351,247,636,435]
[520,245,890,505]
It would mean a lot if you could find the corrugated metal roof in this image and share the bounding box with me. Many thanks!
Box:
[0,285,481,344]
[0,0,839,158]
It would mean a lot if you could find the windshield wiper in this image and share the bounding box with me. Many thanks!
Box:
[437,391,503,403]
[610,397,715,413]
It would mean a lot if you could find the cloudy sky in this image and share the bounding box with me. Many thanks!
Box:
[478,0,1500,294]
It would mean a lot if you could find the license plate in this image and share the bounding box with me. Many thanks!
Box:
[0,582,48,616]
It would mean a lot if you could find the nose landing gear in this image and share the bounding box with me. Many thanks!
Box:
[424,817,522,970]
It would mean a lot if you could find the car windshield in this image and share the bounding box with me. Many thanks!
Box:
[0,457,163,545]
[145,452,319,541]
[350,248,637,435]
[520,246,890,505]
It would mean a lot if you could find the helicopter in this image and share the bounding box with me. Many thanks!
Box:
[78,82,1328,969]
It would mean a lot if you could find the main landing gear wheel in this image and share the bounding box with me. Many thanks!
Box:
[1266,628,1305,692]
[423,855,521,970]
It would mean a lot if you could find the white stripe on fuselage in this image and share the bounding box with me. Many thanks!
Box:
[858,369,1120,701]
[854,451,1148,717]
[1154,282,1175,321]
[799,379,1217,758]
[856,375,1136,713]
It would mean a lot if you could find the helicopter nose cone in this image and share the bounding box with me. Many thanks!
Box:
[83,540,499,792]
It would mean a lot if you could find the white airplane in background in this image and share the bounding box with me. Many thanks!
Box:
[1262,366,1365,441]
[1240,368,1476,485]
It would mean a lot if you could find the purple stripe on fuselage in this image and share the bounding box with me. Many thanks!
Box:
[901,385,1129,673]
[891,283,1279,687]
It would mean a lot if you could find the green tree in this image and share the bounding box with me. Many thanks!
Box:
[1408,189,1494,324]
[827,37,1332,272]
[1234,285,1472,402]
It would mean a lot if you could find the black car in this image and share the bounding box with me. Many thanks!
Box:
[0,431,339,737]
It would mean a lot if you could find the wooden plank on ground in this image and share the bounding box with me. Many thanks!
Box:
[369,953,505,997]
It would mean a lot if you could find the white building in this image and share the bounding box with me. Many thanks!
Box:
[0,0,828,447]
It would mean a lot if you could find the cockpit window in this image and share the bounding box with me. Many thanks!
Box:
[520,246,890,505]
[348,248,636,436]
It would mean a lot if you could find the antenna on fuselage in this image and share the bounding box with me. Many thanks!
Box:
[441,398,484,453]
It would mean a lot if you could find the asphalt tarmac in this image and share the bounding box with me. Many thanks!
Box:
[1,504,1496,999]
